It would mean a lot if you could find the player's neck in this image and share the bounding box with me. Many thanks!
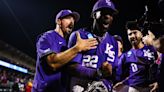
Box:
[132,42,144,49]
[92,23,106,37]
[55,26,64,38]
[92,28,106,37]
[118,51,122,57]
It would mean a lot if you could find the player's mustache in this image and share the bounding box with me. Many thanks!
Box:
[130,37,136,41]
[68,23,74,29]
[131,38,135,40]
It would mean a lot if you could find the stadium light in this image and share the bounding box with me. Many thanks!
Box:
[0,59,28,73]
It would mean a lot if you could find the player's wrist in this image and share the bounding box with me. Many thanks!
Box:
[73,45,81,53]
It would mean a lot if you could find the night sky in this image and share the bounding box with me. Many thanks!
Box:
[0,0,162,60]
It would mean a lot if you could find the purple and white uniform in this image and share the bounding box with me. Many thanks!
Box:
[32,30,67,92]
[117,45,158,88]
[67,28,118,91]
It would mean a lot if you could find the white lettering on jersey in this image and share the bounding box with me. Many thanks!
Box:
[143,49,155,60]
[105,0,112,6]
[127,51,132,57]
[131,63,138,72]
[82,55,98,68]
[105,43,115,62]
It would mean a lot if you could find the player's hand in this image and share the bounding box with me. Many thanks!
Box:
[102,61,112,76]
[113,82,124,91]
[149,82,158,92]
[100,61,112,78]
[75,32,98,52]
[143,31,155,45]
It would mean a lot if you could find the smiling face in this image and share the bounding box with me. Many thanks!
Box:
[127,29,143,46]
[92,9,114,35]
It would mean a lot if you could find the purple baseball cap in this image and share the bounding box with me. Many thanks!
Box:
[92,0,118,15]
[55,9,80,23]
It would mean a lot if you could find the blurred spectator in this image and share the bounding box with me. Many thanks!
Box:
[0,68,33,92]
[25,79,33,92]
[12,79,19,92]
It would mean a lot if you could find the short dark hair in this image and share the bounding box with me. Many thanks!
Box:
[158,35,164,53]
[114,35,123,44]
[125,21,141,31]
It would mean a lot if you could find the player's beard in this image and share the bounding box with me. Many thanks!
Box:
[130,37,142,46]
[61,23,74,38]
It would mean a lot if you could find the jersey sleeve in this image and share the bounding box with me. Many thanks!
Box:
[36,34,56,60]
[68,31,82,63]
[113,37,119,69]
[114,37,119,65]
[152,46,158,60]
[148,45,159,83]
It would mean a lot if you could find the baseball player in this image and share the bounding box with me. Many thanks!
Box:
[143,30,164,92]
[32,9,98,92]
[66,0,119,91]
[113,35,129,92]
[115,21,158,92]
[114,35,123,58]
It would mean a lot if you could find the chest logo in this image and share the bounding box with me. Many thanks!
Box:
[105,43,115,62]
[143,49,155,60]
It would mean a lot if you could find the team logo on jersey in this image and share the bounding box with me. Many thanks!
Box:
[105,43,115,62]
[143,49,155,60]
[105,0,112,6]
[67,10,72,13]
[87,33,94,39]
[59,41,63,44]
[39,48,51,53]
[127,51,132,57]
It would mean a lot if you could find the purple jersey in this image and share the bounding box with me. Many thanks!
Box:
[117,45,158,87]
[159,54,164,91]
[67,28,118,91]
[32,30,67,92]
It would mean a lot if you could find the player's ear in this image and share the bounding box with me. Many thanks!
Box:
[56,19,61,25]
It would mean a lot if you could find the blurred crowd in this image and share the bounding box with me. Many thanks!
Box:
[0,68,33,92]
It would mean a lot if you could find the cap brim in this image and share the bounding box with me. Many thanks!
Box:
[58,12,80,22]
[105,7,118,15]
[111,9,119,15]
[93,7,119,16]
[68,12,80,22]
